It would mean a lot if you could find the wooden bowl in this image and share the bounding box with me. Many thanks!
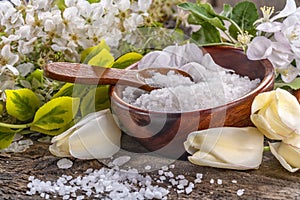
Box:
[110,46,275,158]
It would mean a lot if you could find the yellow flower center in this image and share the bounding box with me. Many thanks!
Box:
[237,31,252,45]
[290,30,299,41]
[261,6,274,21]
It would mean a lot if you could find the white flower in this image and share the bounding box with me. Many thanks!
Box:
[49,109,121,159]
[123,13,144,32]
[184,127,264,170]
[116,0,131,12]
[269,140,300,172]
[0,45,19,76]
[0,1,24,31]
[131,0,152,12]
[247,36,296,81]
[255,0,297,28]
[17,37,37,55]
[251,88,300,140]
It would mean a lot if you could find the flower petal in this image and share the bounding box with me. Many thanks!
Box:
[250,113,284,140]
[256,22,282,32]
[275,88,300,134]
[269,142,299,172]
[271,0,297,21]
[69,109,121,159]
[246,36,273,60]
[184,127,264,170]
[251,90,276,114]
[279,65,299,83]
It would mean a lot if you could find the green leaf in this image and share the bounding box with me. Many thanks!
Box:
[178,2,226,31]
[81,39,110,64]
[187,13,205,25]
[220,4,233,18]
[0,103,3,115]
[52,83,92,99]
[87,48,114,67]
[30,121,74,136]
[0,132,15,149]
[191,22,222,44]
[275,77,300,90]
[52,83,74,98]
[229,1,258,39]
[80,86,110,117]
[32,97,80,130]
[26,69,44,84]
[87,0,100,2]
[112,52,143,69]
[5,89,41,121]
[54,0,66,11]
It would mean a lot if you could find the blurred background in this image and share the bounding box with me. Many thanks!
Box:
[207,0,300,10]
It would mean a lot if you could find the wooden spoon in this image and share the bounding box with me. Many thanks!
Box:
[44,62,193,91]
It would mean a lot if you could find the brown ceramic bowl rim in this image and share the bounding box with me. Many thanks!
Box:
[110,46,275,115]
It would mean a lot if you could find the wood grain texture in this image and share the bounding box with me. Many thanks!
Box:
[1,135,300,200]
[45,62,192,91]
[110,46,275,158]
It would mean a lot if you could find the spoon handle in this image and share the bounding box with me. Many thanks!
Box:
[45,62,150,89]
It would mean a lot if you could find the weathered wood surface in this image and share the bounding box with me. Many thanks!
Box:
[1,134,300,200]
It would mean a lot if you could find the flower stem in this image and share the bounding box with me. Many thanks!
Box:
[0,122,32,129]
[264,146,270,152]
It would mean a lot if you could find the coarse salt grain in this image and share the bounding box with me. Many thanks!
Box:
[26,157,246,199]
[1,138,33,153]
[57,158,73,169]
[112,156,131,166]
[27,157,170,199]
[122,70,260,112]
[237,189,245,196]
[144,71,194,88]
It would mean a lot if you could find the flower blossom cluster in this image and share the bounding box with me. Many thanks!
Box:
[0,0,151,78]
[247,0,300,83]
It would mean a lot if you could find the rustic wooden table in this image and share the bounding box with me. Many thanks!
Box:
[1,134,300,200]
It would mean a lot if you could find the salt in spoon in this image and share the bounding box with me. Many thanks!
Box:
[44,62,193,92]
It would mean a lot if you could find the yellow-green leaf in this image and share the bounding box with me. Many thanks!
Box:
[81,39,110,63]
[87,48,114,68]
[5,89,41,121]
[52,83,74,98]
[26,69,44,84]
[54,0,66,11]
[80,86,110,117]
[0,132,15,149]
[52,83,91,99]
[0,103,3,115]
[30,121,74,136]
[32,97,80,130]
[112,52,143,69]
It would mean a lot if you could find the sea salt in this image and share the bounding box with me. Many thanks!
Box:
[27,157,170,199]
[232,180,237,184]
[57,158,73,169]
[237,189,245,196]
[26,156,247,199]
[122,70,260,112]
[144,165,152,170]
[112,156,131,167]
[1,138,33,153]
[144,71,194,88]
